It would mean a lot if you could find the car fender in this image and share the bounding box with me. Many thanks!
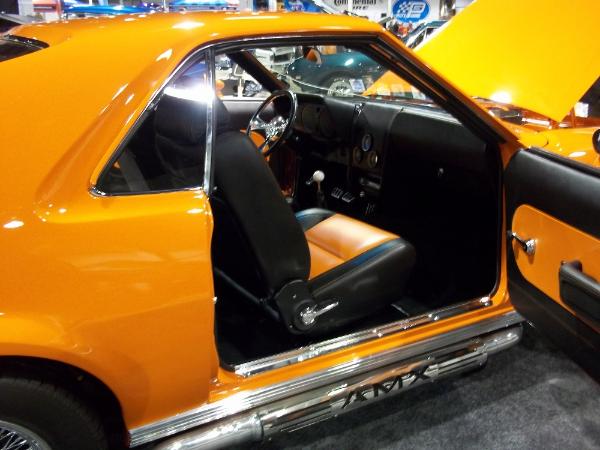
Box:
[0,313,149,424]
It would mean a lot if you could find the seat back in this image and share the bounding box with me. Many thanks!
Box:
[154,94,232,185]
[211,131,311,297]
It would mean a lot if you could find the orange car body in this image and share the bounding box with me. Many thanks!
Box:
[0,2,598,447]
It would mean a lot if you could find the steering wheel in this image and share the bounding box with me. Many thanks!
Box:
[246,90,297,157]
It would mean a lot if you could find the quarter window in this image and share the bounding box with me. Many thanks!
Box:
[96,55,211,195]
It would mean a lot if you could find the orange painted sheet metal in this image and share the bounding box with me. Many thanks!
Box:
[511,204,600,331]
[362,72,415,97]
[0,189,219,428]
[536,127,600,168]
[416,0,600,122]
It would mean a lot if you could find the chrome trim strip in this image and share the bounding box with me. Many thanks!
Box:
[155,326,522,450]
[234,296,492,378]
[129,309,523,447]
[203,48,216,194]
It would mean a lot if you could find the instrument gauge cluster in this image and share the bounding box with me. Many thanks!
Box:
[367,151,379,169]
[354,132,380,171]
[361,133,373,152]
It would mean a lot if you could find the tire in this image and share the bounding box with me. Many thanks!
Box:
[0,377,108,450]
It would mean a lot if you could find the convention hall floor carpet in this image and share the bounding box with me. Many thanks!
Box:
[239,325,600,450]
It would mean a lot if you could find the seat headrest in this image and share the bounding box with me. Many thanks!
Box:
[154,93,231,144]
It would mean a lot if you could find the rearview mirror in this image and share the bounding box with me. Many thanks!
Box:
[593,129,600,155]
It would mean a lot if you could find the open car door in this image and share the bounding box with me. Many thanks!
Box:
[505,147,600,381]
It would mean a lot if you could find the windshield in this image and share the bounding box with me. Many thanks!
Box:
[219,44,599,131]
[282,46,433,105]
[215,45,435,109]
[367,70,600,130]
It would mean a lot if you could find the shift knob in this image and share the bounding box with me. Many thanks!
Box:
[309,170,326,208]
[312,170,325,184]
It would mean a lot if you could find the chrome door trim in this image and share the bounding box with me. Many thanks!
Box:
[129,309,523,447]
[203,47,216,194]
[234,296,492,378]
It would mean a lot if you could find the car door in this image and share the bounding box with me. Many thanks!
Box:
[505,147,600,380]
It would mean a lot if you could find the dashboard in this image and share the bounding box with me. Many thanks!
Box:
[287,93,490,220]
[293,94,390,175]
[290,94,393,215]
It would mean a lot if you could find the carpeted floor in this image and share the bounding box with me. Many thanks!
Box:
[240,325,600,450]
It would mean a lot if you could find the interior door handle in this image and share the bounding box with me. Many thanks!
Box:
[560,261,600,297]
[508,231,536,255]
[559,260,600,325]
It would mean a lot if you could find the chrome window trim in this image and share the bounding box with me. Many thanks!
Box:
[233,296,492,378]
[129,309,523,447]
[90,47,213,197]
[204,47,216,194]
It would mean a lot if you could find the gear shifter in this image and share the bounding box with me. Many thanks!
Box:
[306,170,326,208]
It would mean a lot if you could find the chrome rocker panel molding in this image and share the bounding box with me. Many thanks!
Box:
[151,324,522,450]
[235,296,493,378]
[129,309,522,447]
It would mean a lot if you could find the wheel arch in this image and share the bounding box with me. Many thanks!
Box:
[0,355,128,448]
[319,70,354,86]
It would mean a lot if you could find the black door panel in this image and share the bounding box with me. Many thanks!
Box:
[506,149,600,238]
[505,149,600,381]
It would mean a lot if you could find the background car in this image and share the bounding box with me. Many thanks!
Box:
[62,0,152,17]
[32,0,154,16]
[283,21,444,97]
[169,0,238,11]
[285,47,386,96]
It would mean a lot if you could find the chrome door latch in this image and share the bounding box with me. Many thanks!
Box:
[508,231,536,255]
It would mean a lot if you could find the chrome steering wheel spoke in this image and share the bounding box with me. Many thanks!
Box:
[246,90,297,158]
[249,116,269,134]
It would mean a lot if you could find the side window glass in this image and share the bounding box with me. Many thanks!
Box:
[96,55,211,195]
[215,52,282,99]
[256,44,432,104]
